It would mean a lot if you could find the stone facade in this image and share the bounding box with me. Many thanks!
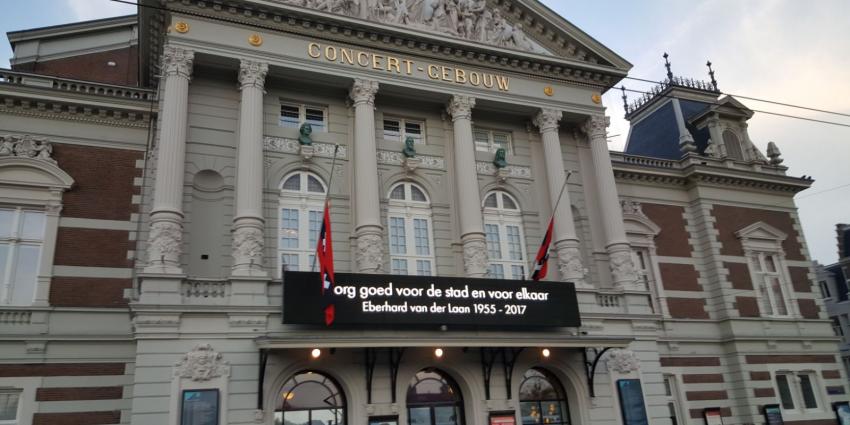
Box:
[0,1,845,425]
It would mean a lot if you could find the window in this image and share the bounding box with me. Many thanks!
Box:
[662,375,683,425]
[833,317,844,337]
[279,102,327,132]
[631,248,654,289]
[473,128,512,154]
[722,129,743,160]
[483,191,527,280]
[519,368,571,425]
[0,208,45,306]
[749,252,791,317]
[407,369,464,425]
[383,117,425,144]
[276,371,345,425]
[0,389,20,424]
[820,280,831,299]
[387,183,435,276]
[279,172,326,274]
[775,371,823,414]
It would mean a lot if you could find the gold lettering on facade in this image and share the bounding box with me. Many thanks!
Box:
[307,42,511,92]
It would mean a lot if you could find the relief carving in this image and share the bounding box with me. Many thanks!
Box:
[556,245,584,282]
[606,349,640,374]
[233,226,265,265]
[0,135,57,164]
[161,45,195,79]
[462,238,489,276]
[356,233,384,272]
[446,95,475,120]
[350,79,380,106]
[582,115,610,141]
[238,60,269,90]
[533,109,561,134]
[174,344,230,382]
[281,0,549,54]
[609,250,638,286]
[148,221,182,265]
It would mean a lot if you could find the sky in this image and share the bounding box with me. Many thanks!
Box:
[1,1,849,264]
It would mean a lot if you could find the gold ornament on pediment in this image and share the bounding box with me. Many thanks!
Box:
[591,93,602,104]
[543,86,555,96]
[174,21,190,34]
[248,34,263,46]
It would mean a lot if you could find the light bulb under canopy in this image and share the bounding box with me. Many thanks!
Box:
[311,348,322,358]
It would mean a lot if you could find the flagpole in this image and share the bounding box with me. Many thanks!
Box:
[311,144,340,273]
[529,171,572,277]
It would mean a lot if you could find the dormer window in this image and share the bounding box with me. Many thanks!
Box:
[722,130,744,160]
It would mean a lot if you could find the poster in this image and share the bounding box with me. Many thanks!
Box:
[489,412,516,425]
[616,379,648,425]
[181,389,219,425]
[763,404,784,425]
[703,408,723,425]
[835,402,850,425]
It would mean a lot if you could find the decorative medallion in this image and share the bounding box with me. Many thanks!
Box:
[591,93,602,104]
[173,21,190,34]
[248,34,263,46]
[543,86,555,97]
[174,344,230,382]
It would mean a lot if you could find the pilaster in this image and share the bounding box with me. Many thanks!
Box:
[533,108,587,287]
[584,115,640,290]
[447,95,488,277]
[350,79,384,273]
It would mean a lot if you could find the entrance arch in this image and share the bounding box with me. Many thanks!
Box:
[406,368,464,425]
[519,368,572,425]
[275,370,346,425]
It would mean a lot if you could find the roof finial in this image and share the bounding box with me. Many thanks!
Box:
[620,86,629,112]
[663,52,674,82]
[706,60,719,92]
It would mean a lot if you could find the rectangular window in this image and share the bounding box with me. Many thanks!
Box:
[820,280,831,299]
[413,219,430,256]
[389,217,407,255]
[473,128,512,154]
[489,264,505,279]
[510,265,525,280]
[416,260,432,277]
[798,373,818,409]
[383,117,425,144]
[279,102,327,131]
[662,375,682,425]
[833,318,844,337]
[0,390,19,423]
[281,254,300,272]
[751,252,791,317]
[485,224,501,259]
[0,208,45,306]
[506,226,523,261]
[391,259,408,275]
[280,209,299,249]
[308,210,322,250]
[776,373,795,409]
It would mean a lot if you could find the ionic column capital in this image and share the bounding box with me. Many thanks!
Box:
[350,79,379,106]
[238,60,268,90]
[533,108,562,134]
[162,45,195,79]
[446,95,476,121]
[583,114,610,141]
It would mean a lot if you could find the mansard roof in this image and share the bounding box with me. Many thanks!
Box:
[139,0,631,87]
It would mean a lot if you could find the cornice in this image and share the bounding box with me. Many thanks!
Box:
[143,0,625,89]
[0,95,153,129]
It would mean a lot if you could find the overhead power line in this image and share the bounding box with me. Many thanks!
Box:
[113,0,850,128]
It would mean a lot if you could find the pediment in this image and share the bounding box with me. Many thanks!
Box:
[272,0,630,69]
[735,221,787,242]
[690,96,754,125]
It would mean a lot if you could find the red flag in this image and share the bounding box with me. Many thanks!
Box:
[316,200,335,325]
[531,217,554,281]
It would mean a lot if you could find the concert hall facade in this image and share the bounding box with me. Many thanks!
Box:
[0,1,845,424]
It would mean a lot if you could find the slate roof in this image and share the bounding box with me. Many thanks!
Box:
[624,97,714,160]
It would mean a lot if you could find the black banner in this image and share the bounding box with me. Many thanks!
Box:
[283,271,580,328]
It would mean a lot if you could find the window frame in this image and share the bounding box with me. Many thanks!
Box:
[278,171,327,276]
[278,100,328,132]
[0,388,21,425]
[276,370,346,425]
[382,116,426,145]
[386,182,436,276]
[0,207,46,307]
[482,191,528,280]
[473,127,513,154]
[622,203,663,315]
[736,222,799,318]
[661,374,684,425]
[772,370,826,416]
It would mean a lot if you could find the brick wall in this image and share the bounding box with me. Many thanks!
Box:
[660,263,702,291]
[33,411,121,425]
[712,205,805,260]
[12,46,138,86]
[667,298,709,319]
[49,278,132,307]
[642,203,693,256]
[54,228,132,268]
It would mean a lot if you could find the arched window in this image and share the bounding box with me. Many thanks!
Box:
[722,130,744,160]
[519,368,571,425]
[482,191,528,279]
[407,369,464,425]
[276,371,345,425]
[279,171,327,274]
[387,182,435,276]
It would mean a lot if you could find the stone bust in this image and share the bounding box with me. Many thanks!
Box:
[298,123,313,146]
[402,136,417,158]
[493,148,507,168]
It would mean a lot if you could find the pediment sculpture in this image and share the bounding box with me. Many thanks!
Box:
[281,0,550,54]
[0,135,57,164]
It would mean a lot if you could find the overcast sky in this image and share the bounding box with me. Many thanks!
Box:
[2,1,849,264]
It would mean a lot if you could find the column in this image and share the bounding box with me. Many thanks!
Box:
[447,95,488,277]
[533,109,586,287]
[145,46,194,274]
[231,60,268,277]
[584,115,641,290]
[350,79,383,273]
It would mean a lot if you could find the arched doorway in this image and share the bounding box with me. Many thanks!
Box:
[275,371,345,425]
[519,368,571,425]
[407,368,464,425]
